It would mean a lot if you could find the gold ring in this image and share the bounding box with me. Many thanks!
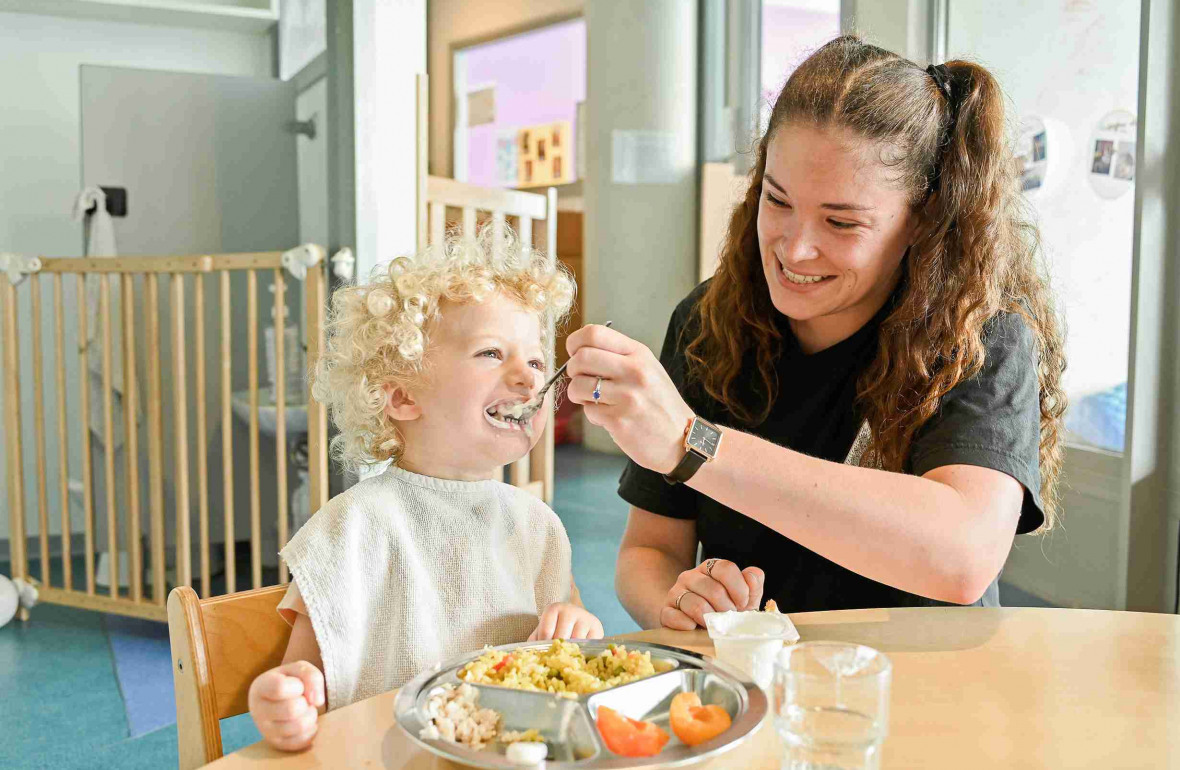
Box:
[704,558,718,576]
[674,589,691,612]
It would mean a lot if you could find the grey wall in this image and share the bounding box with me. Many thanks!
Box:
[582,0,700,454]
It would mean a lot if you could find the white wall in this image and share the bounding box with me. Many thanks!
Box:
[0,11,272,555]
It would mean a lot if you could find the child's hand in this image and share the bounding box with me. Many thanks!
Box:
[247,660,325,752]
[529,602,605,641]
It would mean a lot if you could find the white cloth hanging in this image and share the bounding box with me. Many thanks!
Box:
[73,186,139,452]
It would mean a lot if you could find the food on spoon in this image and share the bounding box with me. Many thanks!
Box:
[460,640,674,696]
[669,691,732,746]
[595,705,670,757]
[417,683,501,750]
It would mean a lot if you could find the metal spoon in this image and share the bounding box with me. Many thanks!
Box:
[506,320,613,424]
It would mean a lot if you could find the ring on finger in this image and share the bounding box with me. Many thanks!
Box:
[674,589,691,612]
[593,376,603,402]
[704,558,719,576]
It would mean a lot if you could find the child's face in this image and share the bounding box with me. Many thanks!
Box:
[392,293,550,480]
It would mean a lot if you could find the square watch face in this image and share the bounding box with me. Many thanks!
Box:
[688,419,720,456]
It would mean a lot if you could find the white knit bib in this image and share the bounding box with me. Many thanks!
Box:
[280,464,572,709]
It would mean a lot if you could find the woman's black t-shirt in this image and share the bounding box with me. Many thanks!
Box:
[617,281,1045,611]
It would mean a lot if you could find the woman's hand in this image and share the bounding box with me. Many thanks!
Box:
[248,660,325,752]
[565,324,695,474]
[660,559,765,630]
[529,602,606,641]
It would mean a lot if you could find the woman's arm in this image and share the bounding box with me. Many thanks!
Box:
[616,507,764,629]
[567,324,1023,606]
[615,508,697,629]
[688,431,1023,604]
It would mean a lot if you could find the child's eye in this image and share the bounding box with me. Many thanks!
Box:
[478,349,502,360]
[529,359,545,371]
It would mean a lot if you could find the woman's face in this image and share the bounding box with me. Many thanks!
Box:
[756,122,916,350]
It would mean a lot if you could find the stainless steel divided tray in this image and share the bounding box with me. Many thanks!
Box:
[395,640,767,769]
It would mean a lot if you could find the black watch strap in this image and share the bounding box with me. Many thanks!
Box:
[663,448,708,485]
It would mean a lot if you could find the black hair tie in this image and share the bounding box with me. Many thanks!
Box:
[925,63,963,193]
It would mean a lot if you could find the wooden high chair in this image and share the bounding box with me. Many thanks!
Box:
[167,584,291,769]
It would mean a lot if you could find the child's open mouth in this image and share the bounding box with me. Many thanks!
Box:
[484,400,533,438]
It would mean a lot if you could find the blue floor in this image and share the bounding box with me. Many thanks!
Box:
[2,445,1052,768]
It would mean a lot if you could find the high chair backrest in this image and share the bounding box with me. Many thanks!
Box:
[417,76,560,506]
[167,584,291,769]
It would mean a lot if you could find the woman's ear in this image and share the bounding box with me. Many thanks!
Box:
[383,383,421,421]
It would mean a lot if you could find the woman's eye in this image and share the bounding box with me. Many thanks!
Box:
[829,219,859,230]
[765,192,790,208]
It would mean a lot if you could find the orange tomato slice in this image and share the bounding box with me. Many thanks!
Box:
[669,692,732,747]
[596,705,670,757]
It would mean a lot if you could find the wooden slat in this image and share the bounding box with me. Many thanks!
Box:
[37,252,284,275]
[30,275,50,583]
[248,270,261,590]
[491,211,506,259]
[172,273,192,589]
[53,274,72,590]
[195,274,210,598]
[220,271,236,594]
[416,73,429,252]
[40,256,214,274]
[76,275,96,594]
[40,585,167,622]
[146,274,166,604]
[273,270,289,585]
[426,176,548,221]
[305,263,328,516]
[121,273,142,602]
[2,280,28,599]
[462,206,476,239]
[429,201,445,247]
[536,189,560,505]
[509,453,530,488]
[100,275,119,597]
[518,216,533,249]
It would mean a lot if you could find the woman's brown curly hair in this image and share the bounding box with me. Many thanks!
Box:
[684,35,1067,531]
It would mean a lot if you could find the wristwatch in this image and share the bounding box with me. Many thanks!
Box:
[663,415,723,485]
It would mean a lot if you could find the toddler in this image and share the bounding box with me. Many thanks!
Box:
[247,227,603,751]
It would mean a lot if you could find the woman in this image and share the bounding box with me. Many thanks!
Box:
[564,36,1066,630]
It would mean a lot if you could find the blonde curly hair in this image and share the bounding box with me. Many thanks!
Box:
[312,225,575,474]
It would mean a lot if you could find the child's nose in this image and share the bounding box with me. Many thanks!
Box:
[506,359,537,393]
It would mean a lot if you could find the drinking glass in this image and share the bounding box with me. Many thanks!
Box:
[771,642,892,770]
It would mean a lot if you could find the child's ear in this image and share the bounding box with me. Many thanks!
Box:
[383,383,421,421]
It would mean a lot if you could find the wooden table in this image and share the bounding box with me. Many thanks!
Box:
[208,607,1180,769]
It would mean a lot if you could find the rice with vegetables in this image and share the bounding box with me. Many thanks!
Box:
[459,640,673,696]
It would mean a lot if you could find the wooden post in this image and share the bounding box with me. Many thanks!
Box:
[100,275,118,596]
[195,274,210,598]
[172,273,192,590]
[305,264,328,516]
[29,275,50,584]
[53,274,72,589]
[2,280,28,611]
[220,271,236,594]
[274,270,289,584]
[121,273,142,602]
[248,270,261,589]
[146,274,166,605]
[76,275,96,595]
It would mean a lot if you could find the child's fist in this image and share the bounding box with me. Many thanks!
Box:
[528,602,605,641]
[247,660,325,752]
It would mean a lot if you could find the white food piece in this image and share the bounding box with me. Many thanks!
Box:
[505,741,548,765]
[418,683,502,750]
[704,610,800,689]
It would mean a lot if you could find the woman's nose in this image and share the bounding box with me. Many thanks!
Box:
[776,225,820,264]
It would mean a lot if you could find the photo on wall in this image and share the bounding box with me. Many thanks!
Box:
[1091,139,1114,175]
